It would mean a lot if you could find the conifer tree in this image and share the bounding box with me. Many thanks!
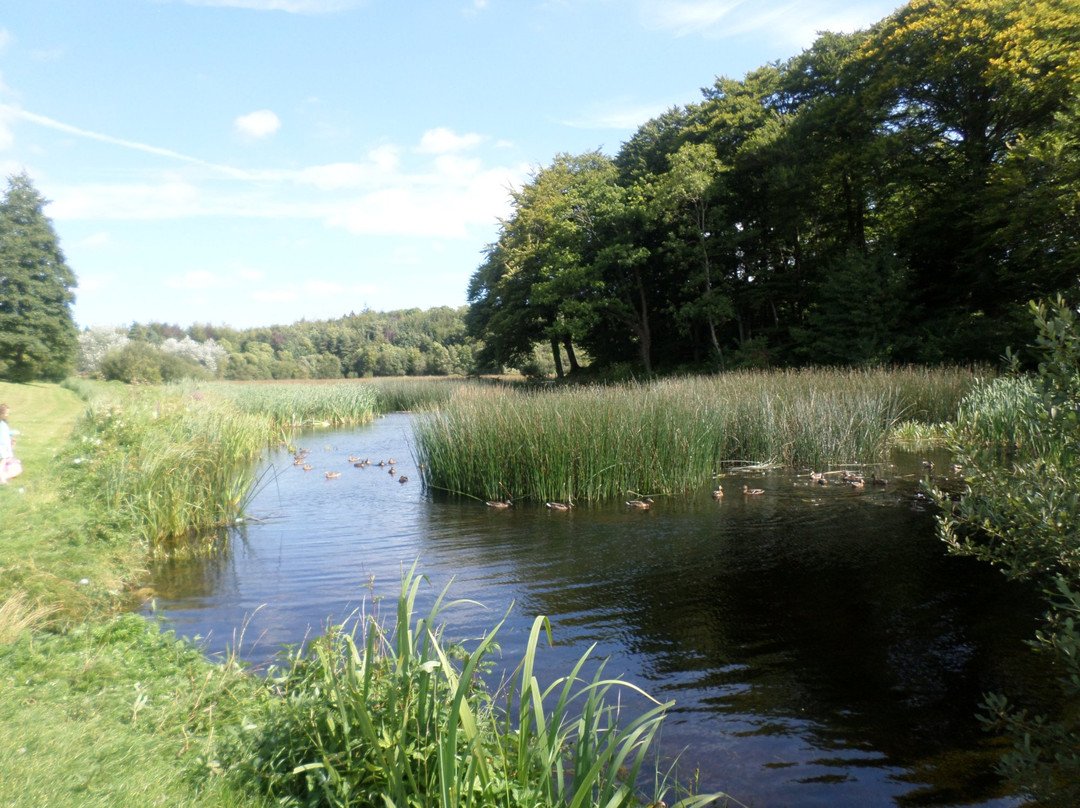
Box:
[0,172,79,382]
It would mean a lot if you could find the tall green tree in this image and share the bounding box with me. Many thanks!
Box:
[0,173,79,382]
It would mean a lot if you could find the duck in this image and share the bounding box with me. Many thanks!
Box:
[626,497,653,509]
[398,475,409,484]
[713,485,724,499]
[870,473,887,486]
[325,471,341,479]
[376,460,386,467]
[546,499,573,511]
[388,467,396,475]
[388,458,397,465]
[353,462,365,468]
[302,464,313,471]
[810,471,826,484]
[485,500,513,509]
[348,456,361,463]
[922,459,935,471]
[847,476,865,488]
[743,485,765,496]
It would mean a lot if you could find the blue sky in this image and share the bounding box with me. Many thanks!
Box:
[1,0,901,330]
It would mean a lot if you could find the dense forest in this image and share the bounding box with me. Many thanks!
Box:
[469,0,1080,376]
[77,0,1079,382]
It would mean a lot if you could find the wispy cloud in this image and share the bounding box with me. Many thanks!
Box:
[1,104,254,177]
[234,109,281,139]
[0,29,12,51]
[11,105,522,240]
[639,0,892,45]
[561,101,674,131]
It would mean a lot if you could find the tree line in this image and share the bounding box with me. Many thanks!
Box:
[77,308,483,383]
[468,0,1080,376]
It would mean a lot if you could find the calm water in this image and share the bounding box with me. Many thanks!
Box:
[149,413,1055,808]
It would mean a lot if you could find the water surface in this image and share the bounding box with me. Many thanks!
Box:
[150,413,1053,807]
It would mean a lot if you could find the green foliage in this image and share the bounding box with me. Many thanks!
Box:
[935,295,1080,804]
[221,565,732,808]
[0,172,79,382]
[99,341,211,384]
[466,0,1080,374]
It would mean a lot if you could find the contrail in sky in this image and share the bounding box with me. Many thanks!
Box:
[1,104,252,179]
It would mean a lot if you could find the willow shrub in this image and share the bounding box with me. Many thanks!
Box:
[223,564,733,808]
[415,367,980,504]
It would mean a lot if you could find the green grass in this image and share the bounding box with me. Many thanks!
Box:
[415,367,983,503]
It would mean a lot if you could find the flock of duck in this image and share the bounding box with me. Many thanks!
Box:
[487,459,950,512]
[290,448,410,484]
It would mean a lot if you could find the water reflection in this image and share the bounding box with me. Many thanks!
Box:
[149,414,1052,807]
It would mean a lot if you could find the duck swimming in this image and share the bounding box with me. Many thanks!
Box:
[626,497,653,509]
[743,485,765,496]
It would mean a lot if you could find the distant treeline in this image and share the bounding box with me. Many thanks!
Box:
[78,307,486,382]
[468,0,1080,376]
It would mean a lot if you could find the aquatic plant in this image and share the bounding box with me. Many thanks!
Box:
[414,367,979,503]
[59,386,273,558]
[202,381,378,428]
[225,564,732,808]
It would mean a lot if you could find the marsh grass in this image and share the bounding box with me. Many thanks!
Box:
[415,367,982,503]
[227,564,732,808]
[202,381,379,428]
[57,386,274,559]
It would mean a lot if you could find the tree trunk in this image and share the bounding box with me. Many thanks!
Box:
[550,336,564,379]
[563,337,580,373]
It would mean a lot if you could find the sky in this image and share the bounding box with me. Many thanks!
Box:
[0,0,902,331]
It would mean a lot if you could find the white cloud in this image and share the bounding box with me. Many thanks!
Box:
[0,106,14,151]
[462,0,488,15]
[234,109,281,139]
[418,127,485,154]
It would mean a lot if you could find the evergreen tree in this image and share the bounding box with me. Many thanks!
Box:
[0,173,79,382]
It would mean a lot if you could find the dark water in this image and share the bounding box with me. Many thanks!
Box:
[149,413,1056,808]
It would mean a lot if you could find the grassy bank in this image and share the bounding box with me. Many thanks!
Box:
[415,366,980,503]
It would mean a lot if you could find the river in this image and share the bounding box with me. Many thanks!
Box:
[148,413,1054,807]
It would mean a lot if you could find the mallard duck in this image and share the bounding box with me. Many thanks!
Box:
[293,458,306,466]
[354,462,365,468]
[546,500,573,511]
[922,459,935,471]
[713,485,724,499]
[377,460,386,467]
[398,475,408,484]
[847,476,865,488]
[348,456,361,463]
[486,500,512,509]
[743,485,765,496]
[810,471,825,484]
[303,464,312,471]
[388,467,396,475]
[325,471,341,479]
[870,473,887,486]
[388,458,397,465]
[626,497,653,509]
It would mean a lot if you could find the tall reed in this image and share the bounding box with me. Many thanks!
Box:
[414,367,982,503]
[226,564,733,808]
[60,387,273,558]
[201,381,379,427]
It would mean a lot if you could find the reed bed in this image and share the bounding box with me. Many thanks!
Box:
[60,387,274,559]
[202,381,379,428]
[362,376,474,413]
[415,367,983,503]
[226,565,730,808]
